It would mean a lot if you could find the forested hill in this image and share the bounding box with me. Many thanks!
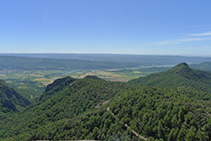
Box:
[0,79,30,112]
[190,62,211,72]
[1,74,211,141]
[0,76,130,140]
[39,76,77,103]
[0,63,211,140]
[128,62,211,97]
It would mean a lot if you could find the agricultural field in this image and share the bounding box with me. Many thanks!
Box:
[0,67,171,100]
[69,69,147,82]
[0,70,65,100]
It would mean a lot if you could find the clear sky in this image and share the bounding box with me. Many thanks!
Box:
[0,0,211,56]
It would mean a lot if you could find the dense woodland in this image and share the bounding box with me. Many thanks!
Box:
[190,62,211,72]
[129,63,211,100]
[0,62,211,140]
[0,80,30,112]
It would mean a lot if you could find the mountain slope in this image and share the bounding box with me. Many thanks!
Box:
[0,79,30,112]
[6,86,211,141]
[0,76,129,139]
[190,62,211,72]
[128,62,211,97]
[37,76,77,103]
[1,74,211,141]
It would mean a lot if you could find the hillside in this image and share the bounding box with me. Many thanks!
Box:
[128,62,211,100]
[190,62,211,72]
[0,79,30,112]
[5,82,211,141]
[0,76,130,140]
[1,75,211,140]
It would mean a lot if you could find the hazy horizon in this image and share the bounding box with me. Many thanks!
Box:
[1,53,211,58]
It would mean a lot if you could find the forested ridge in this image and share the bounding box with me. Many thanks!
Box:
[129,63,211,100]
[0,63,211,140]
[0,79,30,112]
[190,62,211,72]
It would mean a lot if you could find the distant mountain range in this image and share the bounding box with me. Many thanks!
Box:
[0,56,140,70]
[2,53,211,68]
[1,54,211,72]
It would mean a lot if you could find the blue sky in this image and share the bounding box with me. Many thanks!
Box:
[0,0,211,56]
